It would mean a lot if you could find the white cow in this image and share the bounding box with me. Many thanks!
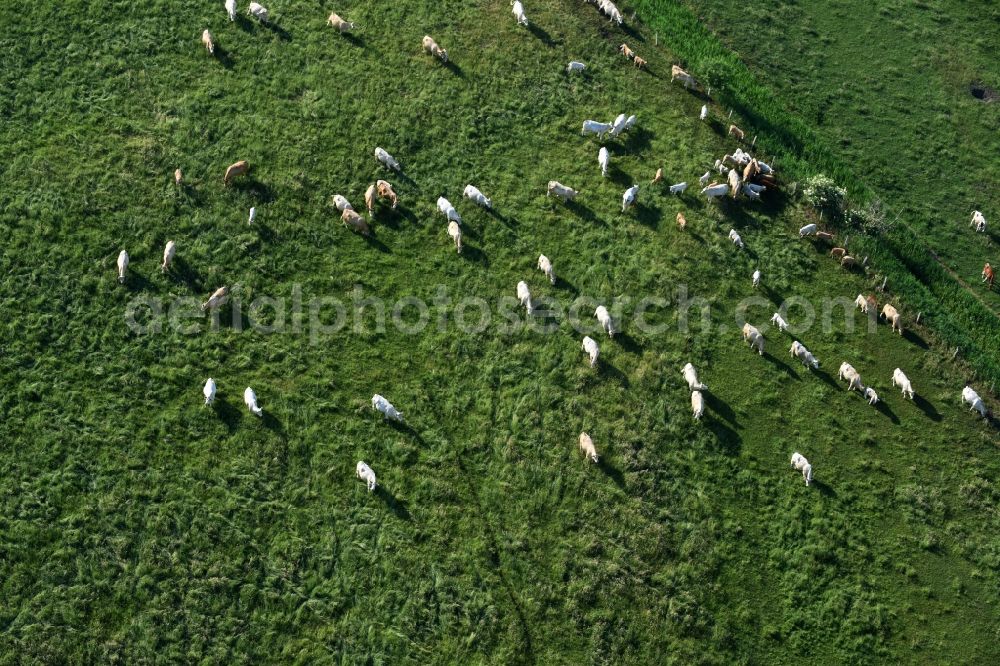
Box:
[691,390,704,420]
[225,0,237,22]
[247,2,268,22]
[511,1,528,26]
[517,281,533,314]
[581,120,613,139]
[578,432,600,463]
[437,196,462,225]
[547,181,578,202]
[248,206,256,225]
[699,171,711,186]
[598,147,609,177]
[752,269,761,288]
[622,114,637,132]
[372,394,404,422]
[962,386,988,417]
[447,221,462,254]
[203,378,216,405]
[609,113,628,138]
[744,182,767,194]
[161,241,176,273]
[770,312,788,332]
[537,254,555,284]
[244,387,263,416]
[567,61,586,73]
[729,229,744,248]
[682,363,707,391]
[622,185,639,212]
[799,223,817,237]
[790,452,813,486]
[356,461,377,492]
[892,368,915,400]
[374,147,400,171]
[742,323,764,355]
[971,210,987,233]
[855,294,870,313]
[700,104,708,120]
[669,182,688,195]
[582,336,600,367]
[864,387,879,406]
[463,184,492,209]
[702,183,729,198]
[838,362,863,392]
[333,195,354,213]
[881,304,903,335]
[789,341,819,369]
[116,250,129,284]
[595,306,615,337]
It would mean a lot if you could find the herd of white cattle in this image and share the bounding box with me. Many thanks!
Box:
[109,1,995,494]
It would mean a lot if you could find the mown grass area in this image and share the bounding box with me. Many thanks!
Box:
[0,1,998,663]
[633,0,1000,390]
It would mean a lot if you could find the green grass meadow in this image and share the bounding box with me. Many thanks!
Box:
[1,1,998,663]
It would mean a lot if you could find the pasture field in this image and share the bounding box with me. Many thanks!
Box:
[632,0,1000,389]
[1,1,998,663]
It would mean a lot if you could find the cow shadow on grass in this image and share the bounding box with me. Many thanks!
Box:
[254,222,278,244]
[554,276,578,295]
[704,391,738,426]
[486,207,519,230]
[171,257,203,292]
[812,479,837,498]
[341,33,365,48]
[764,352,799,379]
[903,329,929,350]
[913,394,942,422]
[614,332,641,354]
[460,244,489,266]
[376,486,412,520]
[874,399,900,424]
[815,369,840,391]
[621,126,653,153]
[527,23,556,47]
[262,411,285,434]
[213,399,241,434]
[632,202,660,229]
[598,458,626,491]
[608,167,633,187]
[598,361,630,388]
[235,15,255,32]
[565,200,603,225]
[124,273,154,294]
[263,22,292,42]
[233,179,277,205]
[363,234,391,253]
[386,419,425,446]
[213,46,235,70]
[706,417,741,456]
[443,61,464,77]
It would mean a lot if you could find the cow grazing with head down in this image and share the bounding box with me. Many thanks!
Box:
[892,368,915,400]
[422,35,448,63]
[789,341,819,369]
[983,263,994,289]
[578,432,599,463]
[671,65,697,89]
[838,362,864,392]
[742,323,765,355]
[790,452,813,486]
[881,304,903,335]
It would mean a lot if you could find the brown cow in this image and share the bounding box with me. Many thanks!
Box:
[633,56,647,69]
[983,263,995,289]
[652,168,663,185]
[376,180,398,209]
[830,247,847,260]
[619,43,635,59]
[223,160,249,185]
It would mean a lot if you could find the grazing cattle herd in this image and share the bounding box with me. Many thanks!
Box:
[110,1,993,496]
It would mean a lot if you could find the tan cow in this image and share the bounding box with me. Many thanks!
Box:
[202,286,229,311]
[422,35,448,63]
[619,43,635,59]
[223,160,249,185]
[633,56,647,69]
[671,65,696,88]
[728,124,746,141]
[202,29,215,55]
[676,212,686,230]
[342,209,371,236]
[174,168,183,186]
[327,13,355,33]
[830,247,846,260]
[841,255,857,269]
[742,323,765,355]
[881,304,903,335]
[376,180,397,209]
